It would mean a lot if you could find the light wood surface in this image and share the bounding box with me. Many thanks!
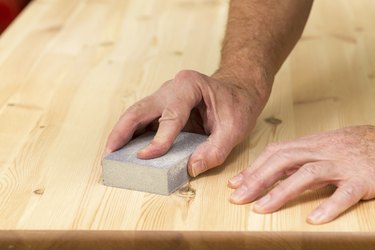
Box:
[0,0,375,248]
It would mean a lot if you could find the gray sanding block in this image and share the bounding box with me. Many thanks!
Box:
[102,132,207,195]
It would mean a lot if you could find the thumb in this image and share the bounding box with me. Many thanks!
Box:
[188,129,236,177]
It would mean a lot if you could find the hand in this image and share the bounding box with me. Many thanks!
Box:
[228,125,375,224]
[105,69,271,177]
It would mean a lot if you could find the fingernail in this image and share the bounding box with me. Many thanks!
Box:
[230,185,248,203]
[253,194,271,212]
[191,160,204,177]
[307,208,325,224]
[228,174,243,187]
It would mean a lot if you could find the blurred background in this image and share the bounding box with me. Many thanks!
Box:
[0,0,32,34]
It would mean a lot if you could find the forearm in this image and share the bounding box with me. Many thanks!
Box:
[213,0,313,94]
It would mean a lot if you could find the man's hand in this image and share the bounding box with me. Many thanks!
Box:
[228,125,375,224]
[105,0,313,178]
[105,69,270,177]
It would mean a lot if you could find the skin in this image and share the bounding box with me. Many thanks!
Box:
[105,0,375,224]
[105,69,269,177]
[228,126,375,224]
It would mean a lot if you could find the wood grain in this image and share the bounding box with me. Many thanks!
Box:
[0,0,374,248]
[1,231,375,250]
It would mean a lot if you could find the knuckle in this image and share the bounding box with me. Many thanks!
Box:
[268,183,283,196]
[159,107,185,128]
[340,185,358,200]
[203,139,229,167]
[174,69,200,82]
[124,105,143,122]
[210,145,227,166]
[241,167,253,176]
[273,149,293,162]
[248,172,267,189]
[126,100,150,114]
[171,71,203,104]
[123,99,155,125]
[342,181,367,199]
[126,102,142,113]
[299,164,322,178]
[265,142,282,154]
[161,107,179,120]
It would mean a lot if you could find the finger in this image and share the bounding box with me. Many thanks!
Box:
[229,148,323,204]
[137,104,193,159]
[188,128,235,177]
[227,164,301,190]
[228,138,321,189]
[227,173,244,189]
[105,98,160,156]
[307,182,366,224]
[250,133,324,172]
[252,161,339,213]
[137,79,202,159]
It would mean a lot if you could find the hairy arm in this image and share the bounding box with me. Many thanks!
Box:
[226,1,375,225]
[105,0,313,178]
[214,0,313,94]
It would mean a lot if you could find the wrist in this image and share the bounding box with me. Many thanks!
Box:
[211,64,274,103]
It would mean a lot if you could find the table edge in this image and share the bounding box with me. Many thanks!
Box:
[1,230,374,249]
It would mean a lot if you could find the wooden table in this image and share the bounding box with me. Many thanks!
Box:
[0,0,374,249]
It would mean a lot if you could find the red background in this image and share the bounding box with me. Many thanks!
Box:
[0,0,31,33]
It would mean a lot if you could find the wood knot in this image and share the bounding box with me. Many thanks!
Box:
[177,184,196,198]
[173,50,183,56]
[265,117,282,125]
[99,41,115,47]
[137,15,152,21]
[33,188,45,195]
[43,25,62,33]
